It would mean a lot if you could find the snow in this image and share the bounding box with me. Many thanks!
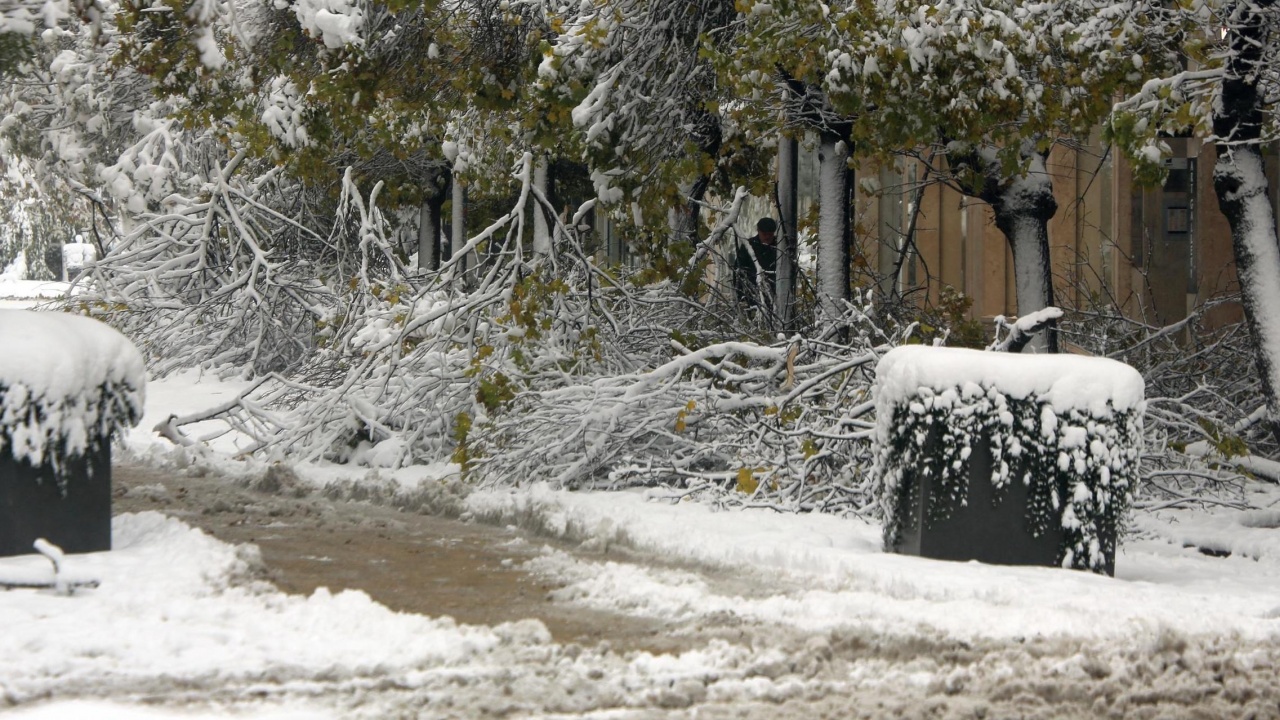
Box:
[6,704,330,720]
[282,0,363,49]
[0,310,145,465]
[262,77,310,148]
[3,303,1280,716]
[0,0,68,34]
[0,311,143,403]
[469,485,1280,640]
[874,345,1145,417]
[0,512,528,711]
[194,26,225,70]
[1009,305,1064,331]
[0,278,74,309]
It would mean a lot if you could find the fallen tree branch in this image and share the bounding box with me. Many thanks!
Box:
[990,307,1065,353]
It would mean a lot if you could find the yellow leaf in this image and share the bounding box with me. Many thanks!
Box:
[736,467,759,494]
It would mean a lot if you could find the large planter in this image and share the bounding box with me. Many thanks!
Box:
[873,346,1144,575]
[0,311,145,557]
[1,442,112,555]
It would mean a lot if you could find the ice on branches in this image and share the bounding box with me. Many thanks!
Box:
[463,287,902,513]
[75,143,341,377]
[133,153,902,514]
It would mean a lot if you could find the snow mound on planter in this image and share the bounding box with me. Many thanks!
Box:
[0,310,146,466]
[873,345,1145,418]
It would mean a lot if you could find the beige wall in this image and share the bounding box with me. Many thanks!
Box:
[853,139,1257,331]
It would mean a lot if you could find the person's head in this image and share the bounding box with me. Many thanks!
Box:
[756,217,777,244]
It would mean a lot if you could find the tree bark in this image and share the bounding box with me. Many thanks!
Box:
[776,133,799,330]
[817,130,853,330]
[451,177,470,274]
[669,174,712,248]
[533,156,552,258]
[1213,0,1280,448]
[417,168,450,272]
[954,144,1059,352]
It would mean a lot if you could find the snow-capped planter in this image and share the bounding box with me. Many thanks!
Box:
[1,311,145,557]
[61,242,98,281]
[872,346,1144,575]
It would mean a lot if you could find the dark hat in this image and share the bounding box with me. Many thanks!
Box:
[756,217,777,233]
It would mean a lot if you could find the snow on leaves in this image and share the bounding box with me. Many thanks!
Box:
[280,0,365,50]
[261,76,311,148]
[0,0,74,36]
[733,0,1169,171]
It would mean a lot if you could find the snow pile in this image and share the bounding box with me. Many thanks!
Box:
[872,346,1145,572]
[0,512,519,703]
[0,310,145,469]
[0,511,872,716]
[465,483,1280,642]
[874,345,1146,415]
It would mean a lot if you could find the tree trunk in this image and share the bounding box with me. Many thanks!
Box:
[533,156,552,258]
[669,174,711,249]
[452,177,470,274]
[418,200,439,271]
[417,168,450,272]
[817,130,852,330]
[989,158,1058,353]
[776,133,799,330]
[955,144,1059,352]
[1213,0,1280,448]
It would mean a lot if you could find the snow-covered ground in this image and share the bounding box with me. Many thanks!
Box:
[0,278,78,309]
[3,299,1280,718]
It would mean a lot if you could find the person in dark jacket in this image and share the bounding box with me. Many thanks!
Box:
[734,217,778,310]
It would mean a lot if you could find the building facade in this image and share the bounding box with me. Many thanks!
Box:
[857,138,1280,330]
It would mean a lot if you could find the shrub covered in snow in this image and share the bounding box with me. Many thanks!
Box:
[0,310,144,484]
[872,346,1145,573]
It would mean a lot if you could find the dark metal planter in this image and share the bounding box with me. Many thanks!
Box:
[874,346,1143,576]
[0,309,146,559]
[1,443,113,557]
[888,430,1118,576]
